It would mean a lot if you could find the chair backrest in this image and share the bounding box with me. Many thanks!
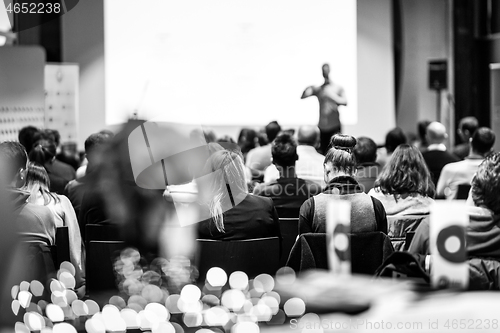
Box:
[85,224,122,249]
[196,237,280,282]
[387,215,428,251]
[19,242,57,299]
[54,226,70,268]
[278,218,299,267]
[456,184,472,200]
[86,240,125,296]
[286,232,394,275]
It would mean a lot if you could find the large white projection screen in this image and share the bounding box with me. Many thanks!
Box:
[105,0,357,127]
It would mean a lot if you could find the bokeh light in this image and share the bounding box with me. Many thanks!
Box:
[109,295,127,309]
[221,290,245,311]
[283,297,306,317]
[258,296,279,315]
[165,294,181,314]
[14,322,30,333]
[228,272,248,290]
[152,321,176,333]
[24,312,45,331]
[85,300,100,315]
[71,300,89,317]
[11,300,20,315]
[204,306,230,327]
[231,321,259,333]
[60,261,76,276]
[183,312,203,327]
[206,267,227,287]
[145,302,170,322]
[120,308,140,329]
[18,290,32,308]
[53,322,77,333]
[275,267,296,285]
[180,284,201,303]
[46,304,64,322]
[11,285,19,300]
[30,280,44,297]
[253,274,274,293]
[19,281,30,292]
[58,271,76,289]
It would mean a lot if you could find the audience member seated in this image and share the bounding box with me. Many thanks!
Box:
[369,144,435,216]
[264,125,325,187]
[0,142,57,246]
[245,121,281,178]
[46,129,80,170]
[299,134,388,235]
[253,133,322,217]
[421,122,459,186]
[65,133,108,220]
[76,130,114,179]
[197,150,282,242]
[437,127,495,199]
[237,128,258,161]
[353,136,380,193]
[415,120,431,153]
[30,137,76,194]
[22,162,85,288]
[453,116,479,160]
[409,152,500,260]
[376,127,407,169]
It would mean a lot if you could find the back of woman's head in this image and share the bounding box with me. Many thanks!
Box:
[375,144,435,197]
[237,128,257,154]
[201,150,248,233]
[324,134,357,175]
[22,162,58,204]
[29,140,56,165]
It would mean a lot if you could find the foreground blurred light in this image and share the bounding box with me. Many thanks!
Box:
[102,305,126,332]
[109,295,127,309]
[204,306,229,326]
[177,298,203,313]
[14,322,30,333]
[41,328,53,333]
[275,267,296,285]
[11,285,19,300]
[231,321,259,333]
[263,291,281,305]
[20,281,30,291]
[66,290,78,305]
[53,322,77,333]
[145,302,170,322]
[11,300,20,315]
[72,300,89,317]
[120,308,139,329]
[152,321,176,333]
[128,295,148,310]
[183,312,203,327]
[201,294,220,307]
[221,290,245,311]
[249,304,272,322]
[229,272,248,290]
[85,300,100,315]
[30,280,44,297]
[181,284,201,303]
[283,298,306,317]
[138,309,160,330]
[258,296,279,315]
[18,291,32,308]
[24,312,45,331]
[60,261,76,276]
[165,294,181,314]
[26,302,42,314]
[195,329,216,333]
[46,304,64,322]
[253,274,274,293]
[85,317,106,333]
[206,267,227,287]
[50,280,65,294]
[142,284,163,303]
[50,291,68,308]
[299,313,322,330]
[58,271,76,289]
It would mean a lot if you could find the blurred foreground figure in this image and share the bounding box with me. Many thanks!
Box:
[301,63,348,154]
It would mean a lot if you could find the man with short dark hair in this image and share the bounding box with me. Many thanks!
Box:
[264,125,325,187]
[410,152,500,260]
[245,121,282,178]
[353,136,380,193]
[375,127,407,169]
[18,126,39,154]
[253,133,321,217]
[65,133,108,227]
[453,116,479,160]
[437,127,495,199]
[0,142,56,244]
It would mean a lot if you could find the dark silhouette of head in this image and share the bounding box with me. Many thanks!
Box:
[271,132,298,168]
[458,116,479,142]
[29,140,56,166]
[385,127,407,154]
[18,126,39,154]
[322,63,330,79]
[265,121,281,143]
[85,133,109,165]
[471,127,496,156]
[417,120,431,146]
[353,137,377,164]
[237,128,258,155]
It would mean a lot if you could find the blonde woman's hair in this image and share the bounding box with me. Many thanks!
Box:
[204,150,248,233]
[22,162,59,205]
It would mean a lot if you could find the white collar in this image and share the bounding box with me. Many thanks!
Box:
[427,143,447,151]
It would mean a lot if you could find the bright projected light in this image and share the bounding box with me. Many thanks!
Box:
[105,0,357,126]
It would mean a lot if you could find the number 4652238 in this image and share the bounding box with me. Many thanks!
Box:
[5,2,61,14]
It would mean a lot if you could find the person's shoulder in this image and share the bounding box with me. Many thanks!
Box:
[247,193,274,207]
[22,202,55,221]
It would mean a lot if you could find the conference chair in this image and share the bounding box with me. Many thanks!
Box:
[278,218,299,267]
[196,237,280,282]
[286,232,394,275]
[85,224,125,297]
[53,226,70,268]
[387,215,428,251]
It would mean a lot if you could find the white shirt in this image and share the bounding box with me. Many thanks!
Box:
[427,143,447,152]
[263,145,325,187]
[436,157,483,200]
